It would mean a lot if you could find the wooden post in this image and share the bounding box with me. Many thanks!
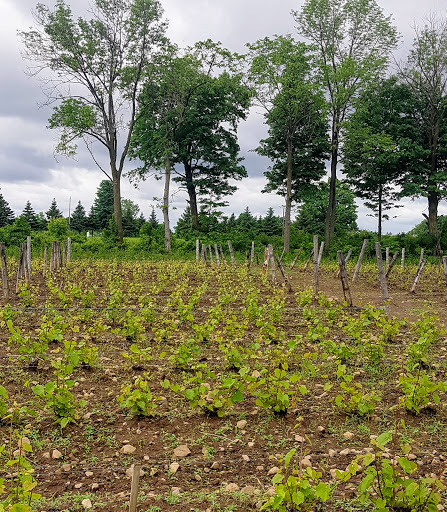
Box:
[317,242,324,266]
[419,248,424,268]
[43,245,48,278]
[352,239,368,282]
[410,259,426,293]
[129,464,141,512]
[227,241,235,265]
[208,245,213,264]
[67,238,71,263]
[385,252,399,278]
[279,248,286,262]
[303,249,314,271]
[16,244,26,293]
[268,244,276,283]
[336,248,352,278]
[375,242,389,303]
[201,244,207,262]
[245,250,250,267]
[401,247,405,268]
[26,236,31,279]
[262,246,269,275]
[442,256,447,287]
[62,241,66,266]
[214,244,220,266]
[290,248,303,270]
[385,247,390,269]
[313,235,319,297]
[219,245,226,264]
[337,251,352,307]
[251,241,255,264]
[0,243,9,299]
[196,239,200,261]
[275,254,292,292]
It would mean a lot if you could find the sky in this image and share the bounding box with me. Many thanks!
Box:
[0,0,446,234]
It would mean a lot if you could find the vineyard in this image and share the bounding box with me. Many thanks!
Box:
[1,256,447,512]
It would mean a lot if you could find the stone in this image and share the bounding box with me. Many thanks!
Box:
[328,449,337,458]
[18,437,31,448]
[42,452,51,459]
[343,432,354,440]
[256,465,265,471]
[317,426,325,434]
[85,471,94,477]
[52,449,63,459]
[171,487,181,495]
[211,462,221,470]
[169,462,180,474]
[195,474,202,481]
[61,464,72,472]
[173,445,191,458]
[340,448,351,456]
[225,483,240,493]
[125,465,145,478]
[81,498,92,509]
[241,485,257,495]
[301,458,312,469]
[330,468,341,480]
[248,442,255,448]
[121,444,136,454]
[407,453,417,460]
[236,420,247,429]
[294,435,305,443]
[75,483,83,489]
[268,467,280,476]
[242,455,250,462]
[91,483,100,490]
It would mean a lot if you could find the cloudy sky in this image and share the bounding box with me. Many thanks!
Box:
[1,0,446,233]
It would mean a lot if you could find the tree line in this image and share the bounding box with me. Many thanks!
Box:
[17,0,447,254]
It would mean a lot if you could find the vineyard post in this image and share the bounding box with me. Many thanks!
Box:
[227,241,235,265]
[214,244,220,266]
[442,256,447,287]
[337,248,352,278]
[208,245,213,264]
[196,239,200,261]
[129,464,141,512]
[385,247,390,269]
[263,246,269,275]
[303,249,314,271]
[290,248,303,270]
[375,242,389,304]
[419,248,424,267]
[279,247,285,262]
[67,238,71,263]
[219,245,226,264]
[62,241,66,266]
[201,244,206,262]
[401,248,405,268]
[26,236,31,279]
[43,245,47,277]
[385,252,399,278]
[251,241,255,264]
[0,243,8,299]
[317,242,324,266]
[313,235,319,297]
[410,258,426,293]
[337,251,352,306]
[352,239,368,282]
[245,250,250,267]
[16,243,26,293]
[268,244,276,283]
[50,241,54,272]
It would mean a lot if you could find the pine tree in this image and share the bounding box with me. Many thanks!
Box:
[70,201,87,233]
[22,201,39,230]
[0,190,15,227]
[46,198,63,220]
[148,207,158,227]
[92,180,114,229]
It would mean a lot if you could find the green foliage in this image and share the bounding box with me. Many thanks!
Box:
[45,199,63,221]
[117,377,159,417]
[398,370,447,414]
[335,364,380,417]
[0,386,8,422]
[0,190,15,228]
[47,218,69,240]
[0,217,31,246]
[262,448,333,511]
[7,319,47,367]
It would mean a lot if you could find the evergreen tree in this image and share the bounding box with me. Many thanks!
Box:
[148,207,158,227]
[46,198,63,220]
[0,190,15,228]
[236,207,257,233]
[92,180,114,229]
[21,201,39,230]
[121,199,140,237]
[70,201,87,233]
[262,207,283,237]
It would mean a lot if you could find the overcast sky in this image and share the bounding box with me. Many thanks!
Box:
[1,0,446,233]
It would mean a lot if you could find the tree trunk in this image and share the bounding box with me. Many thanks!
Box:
[324,121,339,251]
[283,133,293,253]
[112,172,123,244]
[184,161,199,230]
[378,184,382,243]
[428,125,440,255]
[163,154,171,252]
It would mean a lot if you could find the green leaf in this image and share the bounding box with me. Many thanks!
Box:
[398,457,417,474]
[315,482,331,502]
[375,431,392,447]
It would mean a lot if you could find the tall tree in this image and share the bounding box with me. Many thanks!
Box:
[342,78,419,240]
[398,16,447,254]
[294,0,399,250]
[70,201,87,233]
[20,0,167,244]
[247,36,329,252]
[121,199,140,237]
[46,198,63,220]
[131,41,251,235]
[0,190,14,228]
[92,180,114,229]
[22,201,39,230]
